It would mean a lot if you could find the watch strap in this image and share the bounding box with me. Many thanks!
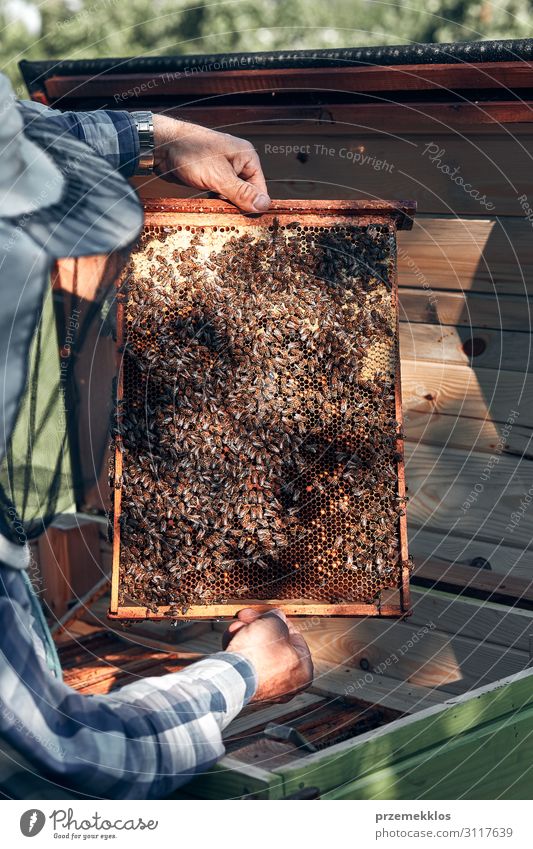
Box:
[131,111,154,176]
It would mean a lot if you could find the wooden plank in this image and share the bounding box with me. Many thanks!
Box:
[409,588,533,652]
[54,619,102,643]
[274,667,533,798]
[183,757,283,800]
[405,442,533,551]
[37,514,104,619]
[402,360,532,427]
[404,410,533,459]
[401,322,533,373]
[302,616,529,694]
[109,601,405,620]
[409,526,532,579]
[398,216,533,295]
[156,101,533,135]
[310,660,451,713]
[323,707,533,799]
[412,560,533,610]
[224,693,324,740]
[399,287,533,332]
[135,138,533,215]
[53,255,123,301]
[44,62,533,100]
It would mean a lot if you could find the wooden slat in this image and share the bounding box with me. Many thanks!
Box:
[224,693,324,740]
[43,62,533,100]
[398,216,533,295]
[156,102,533,135]
[409,588,533,652]
[404,410,533,458]
[276,668,533,798]
[412,560,533,609]
[401,322,533,373]
[405,442,533,550]
[303,616,529,694]
[184,756,283,800]
[310,661,451,713]
[37,514,104,619]
[402,360,532,426]
[135,138,533,215]
[409,526,532,580]
[399,287,533,332]
[323,708,533,799]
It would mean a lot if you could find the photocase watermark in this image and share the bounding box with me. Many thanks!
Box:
[50,807,158,834]
[0,695,67,760]
[263,142,394,173]
[421,142,495,212]
[291,615,321,634]
[20,807,159,838]
[461,409,520,514]
[20,809,46,837]
[56,0,122,32]
[397,245,438,314]
[343,621,436,696]
[517,193,533,227]
[57,307,81,432]
[113,56,250,103]
[1,152,84,253]
[505,482,533,535]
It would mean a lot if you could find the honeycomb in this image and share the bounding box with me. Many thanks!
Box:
[111,213,408,614]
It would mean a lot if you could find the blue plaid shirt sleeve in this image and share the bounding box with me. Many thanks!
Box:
[19,100,140,177]
[0,566,257,799]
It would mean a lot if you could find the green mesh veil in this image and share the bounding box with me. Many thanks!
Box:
[0,285,74,542]
[0,95,142,547]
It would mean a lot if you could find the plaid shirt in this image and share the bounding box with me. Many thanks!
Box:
[0,106,258,799]
[20,100,141,176]
[0,556,256,800]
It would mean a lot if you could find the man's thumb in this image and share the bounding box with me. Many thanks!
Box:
[220,174,271,213]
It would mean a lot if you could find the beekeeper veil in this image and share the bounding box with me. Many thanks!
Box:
[0,73,143,552]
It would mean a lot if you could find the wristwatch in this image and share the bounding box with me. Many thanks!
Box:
[131,111,155,175]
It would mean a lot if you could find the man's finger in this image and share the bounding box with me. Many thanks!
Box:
[221,619,247,650]
[234,149,269,198]
[218,166,271,213]
[261,608,288,626]
[235,608,262,623]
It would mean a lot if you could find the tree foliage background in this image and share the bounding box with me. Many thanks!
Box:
[1,0,532,92]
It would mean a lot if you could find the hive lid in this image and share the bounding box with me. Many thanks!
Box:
[19,39,533,107]
[19,41,533,143]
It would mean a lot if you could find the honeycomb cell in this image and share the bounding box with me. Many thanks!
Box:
[112,216,407,610]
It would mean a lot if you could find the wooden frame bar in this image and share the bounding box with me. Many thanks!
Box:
[110,198,415,620]
[41,62,533,102]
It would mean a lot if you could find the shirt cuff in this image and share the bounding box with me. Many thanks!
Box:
[178,651,258,725]
[106,110,140,177]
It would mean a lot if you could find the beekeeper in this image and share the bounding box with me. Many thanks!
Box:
[0,72,312,800]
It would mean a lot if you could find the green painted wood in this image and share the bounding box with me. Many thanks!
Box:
[274,668,533,798]
[182,757,283,800]
[321,704,533,799]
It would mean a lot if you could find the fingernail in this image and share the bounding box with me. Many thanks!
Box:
[252,193,271,212]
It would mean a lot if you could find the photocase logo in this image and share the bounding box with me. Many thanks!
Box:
[20,810,46,837]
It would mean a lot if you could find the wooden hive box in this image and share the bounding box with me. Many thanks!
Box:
[22,37,533,798]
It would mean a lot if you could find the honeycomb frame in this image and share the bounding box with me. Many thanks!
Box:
[110,199,415,620]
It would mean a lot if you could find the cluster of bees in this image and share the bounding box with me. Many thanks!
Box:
[112,218,406,612]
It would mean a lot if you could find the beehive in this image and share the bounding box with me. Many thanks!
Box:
[110,199,414,619]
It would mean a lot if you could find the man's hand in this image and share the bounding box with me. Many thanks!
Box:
[152,114,271,214]
[222,608,313,703]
